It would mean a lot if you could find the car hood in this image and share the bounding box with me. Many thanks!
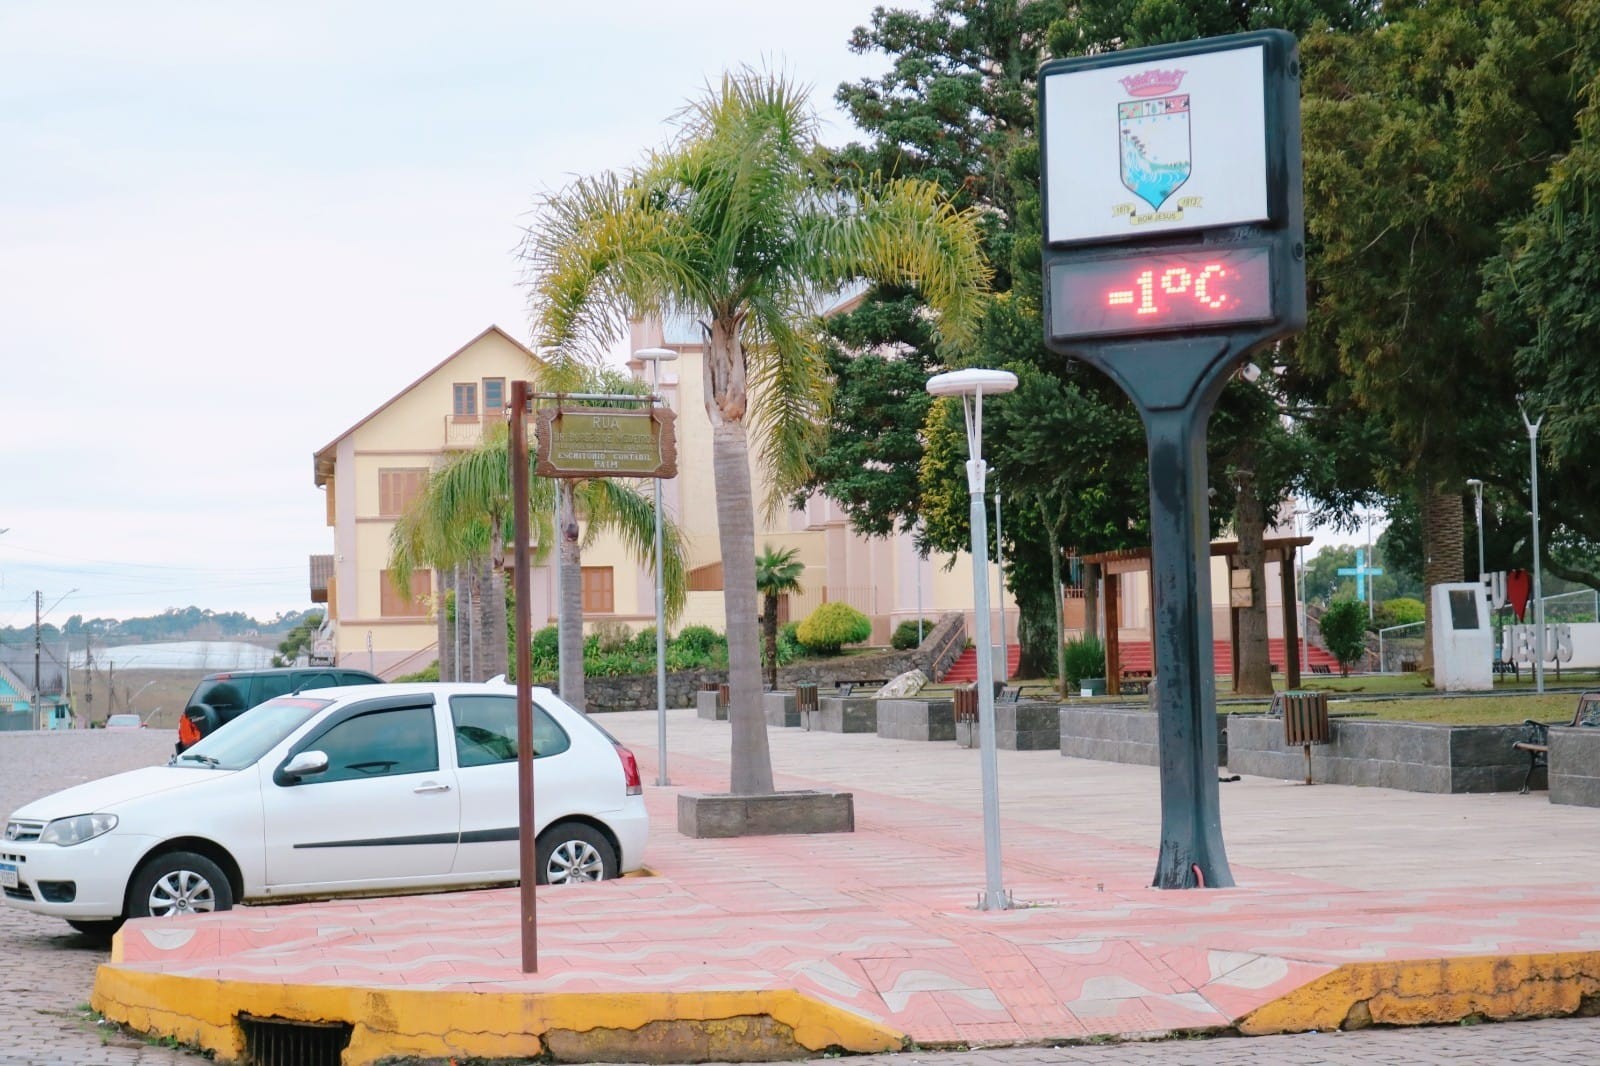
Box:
[9,765,241,821]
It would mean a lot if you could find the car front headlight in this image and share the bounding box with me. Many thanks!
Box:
[38,814,119,846]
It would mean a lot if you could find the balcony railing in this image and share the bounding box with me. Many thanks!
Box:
[444,416,484,449]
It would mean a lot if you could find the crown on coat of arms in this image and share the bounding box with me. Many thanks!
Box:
[1119,68,1187,97]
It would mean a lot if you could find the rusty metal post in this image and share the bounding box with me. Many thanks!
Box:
[510,380,537,973]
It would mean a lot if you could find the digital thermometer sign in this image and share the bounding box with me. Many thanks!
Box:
[1048,246,1274,340]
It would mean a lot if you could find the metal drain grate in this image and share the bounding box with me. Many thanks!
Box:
[239,1014,352,1066]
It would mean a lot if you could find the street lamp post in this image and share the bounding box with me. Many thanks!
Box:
[1466,478,1485,583]
[634,347,678,786]
[994,488,1007,683]
[927,367,1016,911]
[1520,405,1546,694]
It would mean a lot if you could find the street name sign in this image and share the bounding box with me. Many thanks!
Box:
[534,407,678,480]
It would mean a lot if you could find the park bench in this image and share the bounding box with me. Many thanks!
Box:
[1493,659,1521,680]
[1512,690,1600,794]
[1120,669,1154,695]
[1311,664,1333,675]
[834,679,886,698]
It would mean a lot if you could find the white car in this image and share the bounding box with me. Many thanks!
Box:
[1,683,648,936]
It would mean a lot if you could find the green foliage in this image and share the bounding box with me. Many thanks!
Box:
[1374,597,1426,631]
[1061,635,1106,687]
[891,619,934,650]
[394,662,440,683]
[672,625,722,656]
[270,611,325,668]
[592,622,633,654]
[1320,600,1371,674]
[796,603,873,655]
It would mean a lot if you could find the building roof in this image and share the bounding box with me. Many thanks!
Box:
[1083,536,1314,575]
[312,325,542,486]
[0,640,70,697]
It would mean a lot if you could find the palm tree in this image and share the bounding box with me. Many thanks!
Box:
[755,544,804,690]
[524,69,988,795]
[390,426,687,706]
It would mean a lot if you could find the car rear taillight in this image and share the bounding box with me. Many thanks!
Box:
[614,743,642,796]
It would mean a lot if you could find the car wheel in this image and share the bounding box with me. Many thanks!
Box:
[536,823,617,884]
[66,918,123,939]
[127,852,233,918]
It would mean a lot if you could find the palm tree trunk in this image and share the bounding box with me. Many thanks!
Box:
[437,567,454,682]
[465,562,483,681]
[1233,468,1274,695]
[558,480,586,710]
[705,316,774,796]
[763,595,779,690]
[1419,486,1465,676]
[1047,522,1067,698]
[486,523,509,681]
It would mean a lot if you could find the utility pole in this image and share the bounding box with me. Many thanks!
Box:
[33,591,42,730]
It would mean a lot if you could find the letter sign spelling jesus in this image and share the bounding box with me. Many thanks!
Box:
[1038,31,1306,890]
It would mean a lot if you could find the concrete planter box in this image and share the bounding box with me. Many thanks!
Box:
[677,790,855,838]
[1227,716,1529,793]
[999,700,1062,751]
[695,690,727,721]
[1550,727,1600,807]
[803,696,877,734]
[877,698,955,742]
[1060,704,1228,767]
[763,691,801,728]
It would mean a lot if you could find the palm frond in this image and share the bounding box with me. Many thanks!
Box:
[578,478,690,622]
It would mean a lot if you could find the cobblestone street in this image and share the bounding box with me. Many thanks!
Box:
[4,728,1600,1065]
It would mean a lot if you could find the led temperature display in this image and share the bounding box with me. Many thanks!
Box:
[1049,247,1274,340]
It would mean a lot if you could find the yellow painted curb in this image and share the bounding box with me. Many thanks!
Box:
[92,966,905,1065]
[1238,951,1600,1035]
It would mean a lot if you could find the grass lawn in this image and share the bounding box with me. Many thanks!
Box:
[941,668,1600,727]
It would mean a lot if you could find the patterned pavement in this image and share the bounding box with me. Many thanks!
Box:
[95,708,1600,1058]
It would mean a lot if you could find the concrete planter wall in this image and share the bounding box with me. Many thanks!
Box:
[1550,727,1600,807]
[1226,716,1529,793]
[803,696,877,734]
[763,691,801,728]
[877,698,955,742]
[998,701,1061,751]
[695,690,728,721]
[677,790,854,837]
[1059,704,1228,767]
[581,668,725,714]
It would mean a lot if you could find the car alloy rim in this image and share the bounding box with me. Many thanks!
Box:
[148,869,217,915]
[546,840,604,883]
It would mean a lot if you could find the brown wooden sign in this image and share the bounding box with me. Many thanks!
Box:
[534,406,678,479]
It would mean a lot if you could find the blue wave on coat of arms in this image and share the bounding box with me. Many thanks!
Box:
[1120,129,1191,211]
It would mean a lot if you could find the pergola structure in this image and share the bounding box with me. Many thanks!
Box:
[1082,536,1313,696]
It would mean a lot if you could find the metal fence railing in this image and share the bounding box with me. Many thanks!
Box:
[1377,621,1424,674]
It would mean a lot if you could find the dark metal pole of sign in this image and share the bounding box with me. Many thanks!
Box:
[509,379,537,973]
[1038,30,1305,889]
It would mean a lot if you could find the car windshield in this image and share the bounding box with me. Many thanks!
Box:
[174,697,330,770]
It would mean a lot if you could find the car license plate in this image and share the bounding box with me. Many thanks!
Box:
[0,863,16,890]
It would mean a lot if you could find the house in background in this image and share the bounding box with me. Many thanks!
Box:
[0,640,73,731]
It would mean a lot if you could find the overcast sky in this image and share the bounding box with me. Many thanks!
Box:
[0,1,921,627]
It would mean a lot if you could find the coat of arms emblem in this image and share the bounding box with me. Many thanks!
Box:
[1118,68,1191,211]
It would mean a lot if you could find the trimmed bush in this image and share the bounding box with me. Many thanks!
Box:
[1321,599,1369,676]
[891,618,934,650]
[1374,597,1425,631]
[796,602,872,655]
[395,662,440,683]
[1062,635,1106,687]
[672,625,723,656]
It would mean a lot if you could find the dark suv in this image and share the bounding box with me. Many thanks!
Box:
[177,667,383,751]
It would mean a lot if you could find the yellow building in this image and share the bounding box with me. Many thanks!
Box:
[310,323,1004,678]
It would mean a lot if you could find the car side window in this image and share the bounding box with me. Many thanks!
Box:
[450,696,570,768]
[255,675,294,703]
[296,672,338,692]
[301,706,439,783]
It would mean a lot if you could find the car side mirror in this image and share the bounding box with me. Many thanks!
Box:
[279,750,329,784]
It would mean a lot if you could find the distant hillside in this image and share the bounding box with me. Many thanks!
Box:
[1,607,315,646]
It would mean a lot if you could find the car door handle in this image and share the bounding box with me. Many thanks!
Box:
[413,782,452,794]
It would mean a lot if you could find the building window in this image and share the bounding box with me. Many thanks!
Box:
[581,567,614,613]
[378,468,428,518]
[380,569,432,617]
[482,378,506,413]
[453,382,478,421]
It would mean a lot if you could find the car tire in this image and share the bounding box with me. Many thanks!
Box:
[536,823,617,884]
[66,918,123,939]
[127,851,233,919]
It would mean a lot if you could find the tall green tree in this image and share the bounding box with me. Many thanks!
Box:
[754,544,805,690]
[523,70,989,796]
[1294,0,1585,668]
